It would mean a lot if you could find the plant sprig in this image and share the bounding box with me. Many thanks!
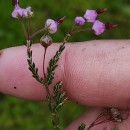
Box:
[44,44,65,87]
[78,123,86,130]
[26,40,44,84]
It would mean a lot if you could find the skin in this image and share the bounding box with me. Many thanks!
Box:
[0,40,130,129]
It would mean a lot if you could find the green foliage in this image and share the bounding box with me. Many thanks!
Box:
[27,41,44,84]
[47,80,67,129]
[53,81,67,112]
[45,45,65,87]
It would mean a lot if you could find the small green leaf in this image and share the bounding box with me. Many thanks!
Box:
[48,103,55,112]
[32,62,35,68]
[112,128,119,130]
[45,44,65,87]
[26,41,43,84]
[55,102,65,111]
[53,81,62,94]
[78,123,86,130]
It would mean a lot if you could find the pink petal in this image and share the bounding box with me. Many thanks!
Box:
[84,10,98,23]
[45,19,58,34]
[92,20,105,35]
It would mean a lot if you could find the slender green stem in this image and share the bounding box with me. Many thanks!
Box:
[42,24,76,130]
[27,17,31,40]
[63,24,76,45]
[73,28,92,34]
[45,87,60,130]
[26,40,44,84]
[31,28,46,39]
[19,17,28,40]
[43,47,47,77]
[43,50,60,130]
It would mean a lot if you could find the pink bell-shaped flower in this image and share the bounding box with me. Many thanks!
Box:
[84,10,98,23]
[92,20,105,35]
[45,19,58,34]
[12,0,33,18]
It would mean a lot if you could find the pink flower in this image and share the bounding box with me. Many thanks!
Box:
[92,20,105,35]
[12,4,24,18]
[45,19,58,34]
[75,16,85,26]
[84,10,98,23]
[11,0,33,18]
[23,6,33,18]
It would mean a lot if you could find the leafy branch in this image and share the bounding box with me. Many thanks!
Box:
[44,44,65,87]
[26,40,44,84]
[47,81,67,130]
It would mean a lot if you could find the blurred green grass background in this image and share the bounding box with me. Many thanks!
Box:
[0,0,130,130]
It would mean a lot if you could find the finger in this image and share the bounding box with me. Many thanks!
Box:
[0,40,130,108]
[0,43,64,101]
[65,108,130,130]
[64,40,130,108]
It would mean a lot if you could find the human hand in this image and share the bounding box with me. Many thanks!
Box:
[0,40,130,130]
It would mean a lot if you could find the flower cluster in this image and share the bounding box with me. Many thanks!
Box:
[74,8,116,35]
[12,0,33,18]
[12,1,116,36]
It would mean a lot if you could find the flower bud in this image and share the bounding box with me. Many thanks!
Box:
[105,23,117,29]
[57,16,66,25]
[40,35,52,48]
[75,16,85,26]
[96,8,107,14]
[12,0,18,7]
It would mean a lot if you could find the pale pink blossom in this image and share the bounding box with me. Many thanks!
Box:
[45,19,58,34]
[92,20,105,35]
[12,0,33,18]
[12,4,24,18]
[75,16,85,26]
[84,9,98,23]
[23,6,33,18]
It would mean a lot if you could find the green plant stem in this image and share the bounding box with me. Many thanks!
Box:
[26,40,44,84]
[63,24,75,45]
[43,47,47,77]
[42,25,76,130]
[27,23,75,130]
[19,17,28,40]
[27,17,31,40]
[44,84,60,130]
[42,31,74,129]
[73,28,92,34]
[43,57,60,130]
[46,90,60,130]
[31,28,46,39]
